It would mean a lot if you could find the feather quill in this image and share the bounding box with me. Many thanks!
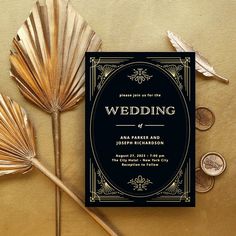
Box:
[167,31,229,84]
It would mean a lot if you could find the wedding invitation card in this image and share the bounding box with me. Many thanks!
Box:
[85,52,195,206]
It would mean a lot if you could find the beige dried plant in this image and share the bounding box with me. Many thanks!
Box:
[10,0,102,234]
[0,94,117,236]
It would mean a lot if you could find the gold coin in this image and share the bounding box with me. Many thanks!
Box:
[201,152,226,176]
[196,106,215,131]
[195,167,215,193]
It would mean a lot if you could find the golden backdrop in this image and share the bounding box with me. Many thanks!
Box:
[0,0,236,235]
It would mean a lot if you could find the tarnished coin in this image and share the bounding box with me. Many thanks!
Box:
[195,167,215,193]
[201,152,226,176]
[196,106,215,131]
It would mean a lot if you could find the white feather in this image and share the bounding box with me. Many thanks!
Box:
[167,31,229,84]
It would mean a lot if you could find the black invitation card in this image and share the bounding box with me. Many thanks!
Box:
[85,52,195,206]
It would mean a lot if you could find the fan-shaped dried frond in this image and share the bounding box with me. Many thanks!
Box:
[10,0,102,113]
[0,94,117,236]
[0,94,36,176]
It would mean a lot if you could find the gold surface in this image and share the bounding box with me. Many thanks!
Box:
[0,0,236,235]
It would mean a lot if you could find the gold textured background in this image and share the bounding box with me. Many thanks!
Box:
[0,0,236,235]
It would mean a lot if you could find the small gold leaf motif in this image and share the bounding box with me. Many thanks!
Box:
[128,68,153,84]
[128,175,153,191]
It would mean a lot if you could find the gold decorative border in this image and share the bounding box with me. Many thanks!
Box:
[88,56,193,203]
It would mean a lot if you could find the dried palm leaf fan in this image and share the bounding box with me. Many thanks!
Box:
[10,0,102,234]
[0,94,117,236]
